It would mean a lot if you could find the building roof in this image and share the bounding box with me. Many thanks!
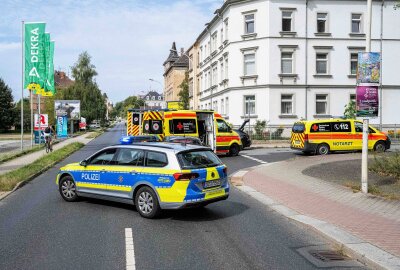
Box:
[143,91,163,99]
[54,71,74,88]
[163,42,180,65]
[173,54,189,68]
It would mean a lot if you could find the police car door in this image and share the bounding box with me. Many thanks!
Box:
[110,148,144,198]
[76,148,118,196]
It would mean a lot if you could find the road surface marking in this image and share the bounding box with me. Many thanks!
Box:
[125,228,136,270]
[241,154,268,164]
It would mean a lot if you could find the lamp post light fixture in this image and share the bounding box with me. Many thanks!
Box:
[149,78,165,108]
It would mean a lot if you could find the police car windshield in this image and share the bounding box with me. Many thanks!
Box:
[177,150,222,169]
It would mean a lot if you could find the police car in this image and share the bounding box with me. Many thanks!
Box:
[56,143,229,218]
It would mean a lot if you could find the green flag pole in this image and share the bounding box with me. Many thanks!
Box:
[21,20,24,151]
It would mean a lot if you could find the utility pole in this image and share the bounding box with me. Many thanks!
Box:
[361,0,373,194]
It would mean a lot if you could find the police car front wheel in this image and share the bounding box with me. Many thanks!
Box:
[59,176,78,202]
[135,186,160,218]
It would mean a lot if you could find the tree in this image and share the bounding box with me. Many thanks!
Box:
[178,71,189,110]
[344,100,357,119]
[0,78,15,131]
[14,98,31,131]
[395,1,400,9]
[57,52,107,124]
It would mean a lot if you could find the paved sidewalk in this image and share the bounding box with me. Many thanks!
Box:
[233,153,400,269]
[0,134,93,176]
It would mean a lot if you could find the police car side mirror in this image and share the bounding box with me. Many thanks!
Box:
[80,160,88,167]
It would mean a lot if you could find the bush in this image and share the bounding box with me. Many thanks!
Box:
[254,120,267,139]
[370,153,400,181]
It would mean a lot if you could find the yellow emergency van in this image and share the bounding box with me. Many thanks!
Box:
[141,110,242,156]
[291,119,391,155]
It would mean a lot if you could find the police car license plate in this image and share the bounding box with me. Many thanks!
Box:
[204,179,221,189]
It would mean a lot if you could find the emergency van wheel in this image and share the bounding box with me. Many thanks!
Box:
[316,144,329,155]
[59,176,79,202]
[228,144,240,156]
[135,186,160,219]
[374,141,386,153]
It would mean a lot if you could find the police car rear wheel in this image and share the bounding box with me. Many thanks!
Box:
[317,144,329,155]
[59,176,78,202]
[135,187,160,218]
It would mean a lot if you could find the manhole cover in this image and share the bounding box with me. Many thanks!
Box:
[309,250,350,262]
[297,245,364,268]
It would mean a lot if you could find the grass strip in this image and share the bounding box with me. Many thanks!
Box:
[0,141,61,164]
[0,142,84,191]
[85,129,105,139]
[370,152,400,180]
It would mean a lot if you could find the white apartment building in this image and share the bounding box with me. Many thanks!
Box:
[195,0,400,128]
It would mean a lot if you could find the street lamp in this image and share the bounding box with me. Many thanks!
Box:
[149,78,165,108]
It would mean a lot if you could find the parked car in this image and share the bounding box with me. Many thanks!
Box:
[234,119,252,148]
[163,136,203,146]
[119,135,160,144]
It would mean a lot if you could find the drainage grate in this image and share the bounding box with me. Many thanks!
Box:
[297,245,364,268]
[309,250,350,262]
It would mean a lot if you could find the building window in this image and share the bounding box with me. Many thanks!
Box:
[204,74,207,90]
[350,94,356,102]
[220,62,224,81]
[316,94,328,114]
[244,14,255,34]
[200,46,203,61]
[208,70,211,88]
[221,99,224,114]
[317,13,327,33]
[244,95,255,115]
[350,53,358,75]
[226,97,229,115]
[351,14,362,33]
[213,100,218,111]
[281,94,293,115]
[281,52,293,74]
[282,11,293,32]
[225,58,228,79]
[212,32,217,52]
[224,19,229,41]
[221,28,224,45]
[244,53,255,75]
[212,66,218,86]
[316,53,328,74]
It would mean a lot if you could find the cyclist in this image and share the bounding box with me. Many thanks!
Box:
[43,125,56,151]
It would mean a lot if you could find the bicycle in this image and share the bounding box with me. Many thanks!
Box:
[45,135,53,153]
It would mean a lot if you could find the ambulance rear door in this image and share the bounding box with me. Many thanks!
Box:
[196,112,216,151]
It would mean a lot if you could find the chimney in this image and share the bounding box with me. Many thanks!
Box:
[180,48,184,56]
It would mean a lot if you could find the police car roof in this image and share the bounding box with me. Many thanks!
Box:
[112,142,210,152]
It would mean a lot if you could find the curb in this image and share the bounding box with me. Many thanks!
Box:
[231,171,400,270]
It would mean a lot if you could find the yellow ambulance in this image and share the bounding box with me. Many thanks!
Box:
[291,119,391,155]
[141,110,242,156]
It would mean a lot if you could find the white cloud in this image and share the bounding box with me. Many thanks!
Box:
[0,0,221,103]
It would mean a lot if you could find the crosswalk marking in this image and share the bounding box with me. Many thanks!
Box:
[241,154,268,164]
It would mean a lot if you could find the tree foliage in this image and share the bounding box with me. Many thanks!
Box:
[14,98,31,131]
[344,100,357,119]
[0,78,15,131]
[178,71,189,110]
[56,52,107,124]
[111,96,144,119]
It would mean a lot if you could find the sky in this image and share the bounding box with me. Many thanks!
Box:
[0,0,223,104]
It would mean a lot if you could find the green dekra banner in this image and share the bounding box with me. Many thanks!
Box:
[24,22,46,93]
[42,33,54,96]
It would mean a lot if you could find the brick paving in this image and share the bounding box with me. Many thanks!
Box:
[243,154,400,258]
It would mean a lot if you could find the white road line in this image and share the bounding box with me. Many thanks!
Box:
[241,154,268,164]
[125,228,136,270]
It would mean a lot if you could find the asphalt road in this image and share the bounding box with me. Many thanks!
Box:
[0,124,366,270]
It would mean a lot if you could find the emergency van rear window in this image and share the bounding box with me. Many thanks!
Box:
[170,119,197,134]
[292,123,305,133]
[177,150,222,169]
